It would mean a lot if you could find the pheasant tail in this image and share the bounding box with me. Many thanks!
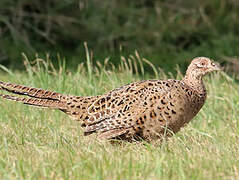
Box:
[0,94,66,109]
[0,81,63,100]
[0,81,67,109]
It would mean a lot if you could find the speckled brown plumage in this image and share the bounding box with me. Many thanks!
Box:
[0,57,221,142]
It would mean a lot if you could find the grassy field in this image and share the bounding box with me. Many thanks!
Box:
[0,54,238,180]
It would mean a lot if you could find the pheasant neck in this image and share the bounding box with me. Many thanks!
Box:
[182,73,206,95]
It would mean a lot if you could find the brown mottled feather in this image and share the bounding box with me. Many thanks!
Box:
[0,57,221,142]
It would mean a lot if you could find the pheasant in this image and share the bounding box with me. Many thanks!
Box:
[0,57,221,142]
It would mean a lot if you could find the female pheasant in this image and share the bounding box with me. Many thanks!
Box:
[0,57,221,142]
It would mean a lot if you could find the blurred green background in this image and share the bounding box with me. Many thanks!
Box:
[0,0,239,72]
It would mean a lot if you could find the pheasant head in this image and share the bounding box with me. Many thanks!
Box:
[183,57,222,91]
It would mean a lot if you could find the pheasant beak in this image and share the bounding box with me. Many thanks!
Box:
[210,61,222,71]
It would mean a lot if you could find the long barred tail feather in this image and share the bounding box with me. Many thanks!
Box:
[0,93,67,109]
[0,81,65,101]
[0,81,69,110]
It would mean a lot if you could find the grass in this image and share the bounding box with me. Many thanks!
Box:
[0,53,238,180]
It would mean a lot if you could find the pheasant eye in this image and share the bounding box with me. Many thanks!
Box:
[195,61,206,68]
